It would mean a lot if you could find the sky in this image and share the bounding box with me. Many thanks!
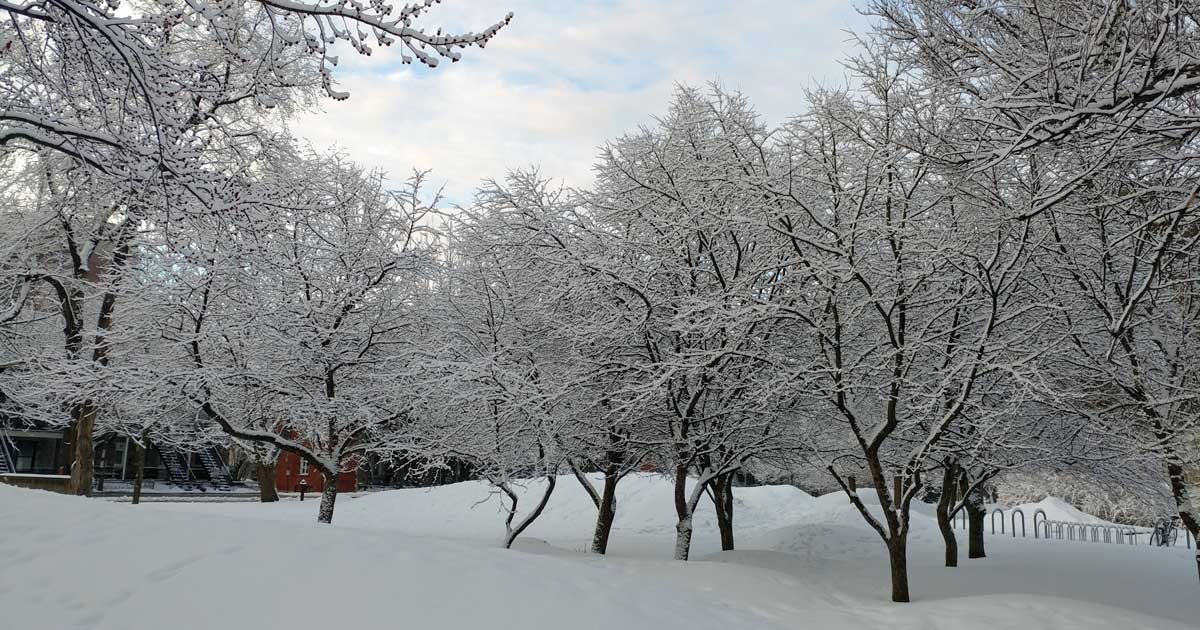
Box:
[293,1,871,204]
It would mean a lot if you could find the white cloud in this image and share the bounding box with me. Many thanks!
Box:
[293,0,868,203]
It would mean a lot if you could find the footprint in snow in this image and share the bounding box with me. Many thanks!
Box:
[146,554,205,581]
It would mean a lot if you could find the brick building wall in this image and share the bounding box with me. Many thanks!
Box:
[274,451,357,493]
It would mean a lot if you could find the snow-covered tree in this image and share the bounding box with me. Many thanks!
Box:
[1028,167,1200,579]
[181,148,439,523]
[585,86,794,560]
[867,0,1200,587]
[1,0,512,172]
[436,171,651,554]
[0,0,511,494]
[765,48,1044,599]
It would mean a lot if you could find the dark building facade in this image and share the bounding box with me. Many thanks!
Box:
[1,423,233,490]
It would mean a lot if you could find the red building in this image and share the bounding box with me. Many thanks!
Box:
[275,451,358,493]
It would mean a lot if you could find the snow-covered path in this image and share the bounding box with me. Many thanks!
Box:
[3,475,1195,629]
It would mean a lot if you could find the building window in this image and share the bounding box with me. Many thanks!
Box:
[12,439,38,473]
[299,458,308,476]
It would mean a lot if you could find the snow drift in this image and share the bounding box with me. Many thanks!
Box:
[3,475,1196,629]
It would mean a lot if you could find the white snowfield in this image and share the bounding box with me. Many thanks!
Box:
[1,474,1195,630]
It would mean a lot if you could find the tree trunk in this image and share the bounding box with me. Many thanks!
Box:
[503,475,557,549]
[68,249,127,498]
[963,502,984,560]
[935,462,958,567]
[1161,459,1200,584]
[674,516,694,561]
[672,464,693,561]
[130,435,147,505]
[591,467,619,554]
[966,506,986,558]
[831,459,914,602]
[317,470,338,524]
[959,473,986,558]
[257,461,279,503]
[587,426,627,555]
[569,459,601,508]
[887,537,911,603]
[721,476,734,550]
[711,474,735,551]
[1161,453,1200,583]
[672,469,714,561]
[68,402,96,496]
[673,463,688,522]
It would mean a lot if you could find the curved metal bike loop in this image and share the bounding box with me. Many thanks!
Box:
[1011,508,1025,538]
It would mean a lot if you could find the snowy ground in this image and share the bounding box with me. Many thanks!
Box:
[2,474,1195,629]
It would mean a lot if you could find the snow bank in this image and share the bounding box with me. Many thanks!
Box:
[750,491,944,562]
[146,472,815,550]
[346,472,815,540]
[999,496,1114,525]
[0,484,794,630]
[722,490,1196,626]
[9,475,1195,629]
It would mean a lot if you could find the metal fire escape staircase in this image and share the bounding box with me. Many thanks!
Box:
[198,449,233,491]
[157,447,191,484]
[0,437,13,474]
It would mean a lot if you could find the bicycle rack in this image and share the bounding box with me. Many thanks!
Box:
[1032,509,1047,539]
[1010,508,1025,538]
[945,505,1193,550]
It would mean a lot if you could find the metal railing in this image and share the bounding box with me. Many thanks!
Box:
[0,429,14,474]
